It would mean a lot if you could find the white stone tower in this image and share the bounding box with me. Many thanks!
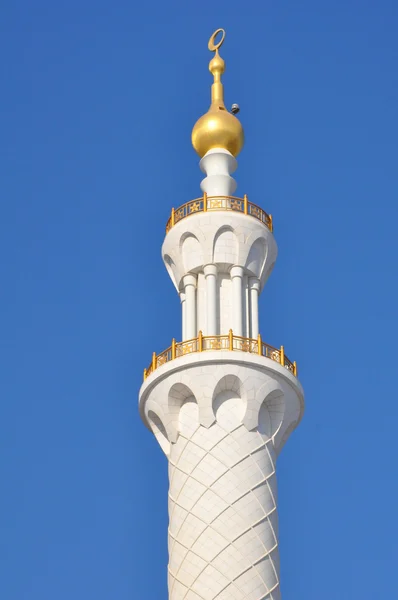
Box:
[139,29,304,600]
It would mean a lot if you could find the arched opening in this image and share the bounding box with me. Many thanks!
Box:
[147,410,170,456]
[213,226,238,268]
[258,388,285,441]
[168,383,197,437]
[212,375,245,431]
[180,233,203,273]
[246,237,267,277]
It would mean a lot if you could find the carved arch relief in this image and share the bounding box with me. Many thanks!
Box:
[262,261,276,287]
[163,254,178,291]
[212,375,246,432]
[180,233,204,273]
[213,226,238,267]
[245,236,267,278]
[276,419,299,456]
[243,380,285,441]
[143,369,290,453]
[147,409,171,456]
[168,382,197,436]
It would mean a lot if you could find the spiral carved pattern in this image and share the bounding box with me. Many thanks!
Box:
[166,398,281,600]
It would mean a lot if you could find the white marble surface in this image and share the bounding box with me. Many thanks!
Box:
[163,211,277,340]
[139,353,304,600]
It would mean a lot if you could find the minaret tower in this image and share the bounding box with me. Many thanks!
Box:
[139,29,304,600]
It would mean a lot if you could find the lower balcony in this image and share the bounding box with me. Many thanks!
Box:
[143,330,297,381]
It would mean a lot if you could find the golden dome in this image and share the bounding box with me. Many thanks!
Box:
[192,29,244,158]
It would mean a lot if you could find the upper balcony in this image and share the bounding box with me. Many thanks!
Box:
[165,194,273,234]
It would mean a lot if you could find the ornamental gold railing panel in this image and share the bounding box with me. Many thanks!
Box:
[165,195,273,233]
[143,331,297,381]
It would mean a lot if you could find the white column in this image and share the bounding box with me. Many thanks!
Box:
[183,274,197,340]
[243,274,249,337]
[180,292,186,340]
[249,277,261,338]
[204,264,217,335]
[230,266,244,336]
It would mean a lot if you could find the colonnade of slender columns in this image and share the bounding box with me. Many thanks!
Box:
[181,269,260,341]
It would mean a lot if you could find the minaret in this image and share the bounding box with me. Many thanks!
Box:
[139,29,304,600]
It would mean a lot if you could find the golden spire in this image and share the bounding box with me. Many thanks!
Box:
[191,29,244,158]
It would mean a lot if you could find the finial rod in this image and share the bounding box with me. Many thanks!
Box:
[191,28,244,158]
[208,29,226,107]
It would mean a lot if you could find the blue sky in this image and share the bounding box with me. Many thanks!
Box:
[0,1,397,598]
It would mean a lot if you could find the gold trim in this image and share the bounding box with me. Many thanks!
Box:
[280,345,285,367]
[191,29,244,158]
[198,330,203,352]
[165,194,273,234]
[257,333,262,356]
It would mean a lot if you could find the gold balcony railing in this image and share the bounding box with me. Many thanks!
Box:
[143,330,297,381]
[165,194,273,234]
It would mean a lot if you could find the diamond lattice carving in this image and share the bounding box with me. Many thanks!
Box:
[168,418,280,600]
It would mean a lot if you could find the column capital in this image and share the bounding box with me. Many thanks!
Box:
[249,276,261,292]
[203,264,218,277]
[182,274,197,288]
[230,265,244,279]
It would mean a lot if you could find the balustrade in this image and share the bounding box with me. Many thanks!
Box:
[165,194,273,233]
[143,331,297,380]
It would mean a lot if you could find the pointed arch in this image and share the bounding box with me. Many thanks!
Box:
[147,409,171,456]
[168,383,197,436]
[180,233,203,273]
[245,236,267,277]
[163,254,178,290]
[212,225,238,266]
[243,380,285,439]
[212,375,246,431]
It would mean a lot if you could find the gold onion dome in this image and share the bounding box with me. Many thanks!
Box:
[192,29,244,158]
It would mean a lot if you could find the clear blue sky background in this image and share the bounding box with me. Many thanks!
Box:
[1,1,397,598]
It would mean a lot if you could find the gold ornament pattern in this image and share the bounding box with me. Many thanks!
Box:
[144,334,296,380]
[164,195,272,234]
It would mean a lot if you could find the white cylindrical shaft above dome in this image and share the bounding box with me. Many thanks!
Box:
[200,148,237,197]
